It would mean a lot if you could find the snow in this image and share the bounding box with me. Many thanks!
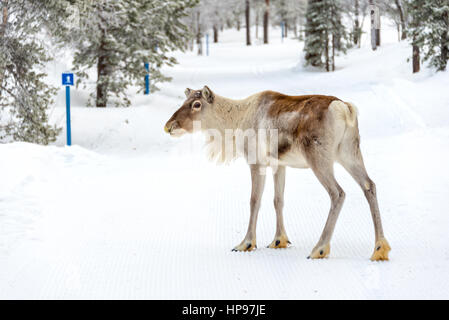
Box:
[1,25,449,299]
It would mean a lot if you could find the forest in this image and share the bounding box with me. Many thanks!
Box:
[0,0,448,143]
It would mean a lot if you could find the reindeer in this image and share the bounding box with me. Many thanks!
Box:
[164,86,390,261]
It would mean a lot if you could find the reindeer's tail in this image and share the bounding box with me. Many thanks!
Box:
[330,100,358,127]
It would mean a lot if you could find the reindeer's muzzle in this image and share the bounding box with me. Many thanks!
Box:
[164,120,185,137]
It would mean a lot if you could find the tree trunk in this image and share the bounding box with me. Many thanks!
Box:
[325,32,330,72]
[441,11,449,71]
[96,56,108,108]
[293,18,298,38]
[332,34,336,71]
[1,0,7,38]
[255,9,259,39]
[359,9,367,48]
[263,0,269,44]
[413,44,420,73]
[0,0,8,97]
[96,33,108,108]
[354,0,360,45]
[376,19,381,46]
[394,0,407,40]
[369,0,377,50]
[196,11,202,55]
[396,23,401,42]
[245,0,251,45]
[189,13,195,51]
[213,24,218,43]
[411,1,420,73]
[284,22,288,38]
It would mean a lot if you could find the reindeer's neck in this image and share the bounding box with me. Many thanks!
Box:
[202,94,259,131]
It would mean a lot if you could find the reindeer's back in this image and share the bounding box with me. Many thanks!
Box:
[262,91,340,117]
[258,91,352,168]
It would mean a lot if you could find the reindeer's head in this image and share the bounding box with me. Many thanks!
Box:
[164,86,214,137]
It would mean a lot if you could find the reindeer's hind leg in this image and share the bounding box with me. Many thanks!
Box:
[338,132,390,261]
[306,153,346,259]
[267,165,291,249]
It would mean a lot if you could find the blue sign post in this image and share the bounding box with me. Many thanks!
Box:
[144,62,150,95]
[62,72,74,146]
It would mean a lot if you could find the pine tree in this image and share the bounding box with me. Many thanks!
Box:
[304,0,324,67]
[64,0,198,108]
[407,0,449,72]
[304,0,347,71]
[0,0,67,144]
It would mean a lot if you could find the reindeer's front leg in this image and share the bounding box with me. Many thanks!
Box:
[232,165,266,252]
[267,165,291,249]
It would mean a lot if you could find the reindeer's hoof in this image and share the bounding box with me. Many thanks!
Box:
[267,235,291,249]
[232,240,257,252]
[370,238,391,261]
[307,243,330,259]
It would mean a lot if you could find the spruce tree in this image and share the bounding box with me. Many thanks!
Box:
[64,0,198,108]
[0,0,68,144]
[407,0,449,72]
[304,0,325,67]
[304,0,347,71]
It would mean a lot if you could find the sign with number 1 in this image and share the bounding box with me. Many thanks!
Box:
[62,72,74,146]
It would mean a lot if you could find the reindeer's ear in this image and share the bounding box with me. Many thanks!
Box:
[201,85,214,103]
[184,88,192,98]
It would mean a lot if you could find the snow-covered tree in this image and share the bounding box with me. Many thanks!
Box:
[376,0,408,41]
[394,0,408,40]
[0,0,67,144]
[210,1,228,43]
[406,0,449,72]
[272,0,307,38]
[232,0,245,31]
[407,0,422,73]
[273,0,289,34]
[304,0,325,67]
[253,0,265,39]
[64,0,197,108]
[304,0,348,71]
[186,0,307,47]
[184,0,229,52]
[339,0,371,47]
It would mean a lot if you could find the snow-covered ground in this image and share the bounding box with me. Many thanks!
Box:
[1,24,449,299]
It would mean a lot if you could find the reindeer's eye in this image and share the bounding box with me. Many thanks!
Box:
[192,101,202,109]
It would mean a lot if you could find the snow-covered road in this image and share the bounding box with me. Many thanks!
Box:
[1,27,449,299]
